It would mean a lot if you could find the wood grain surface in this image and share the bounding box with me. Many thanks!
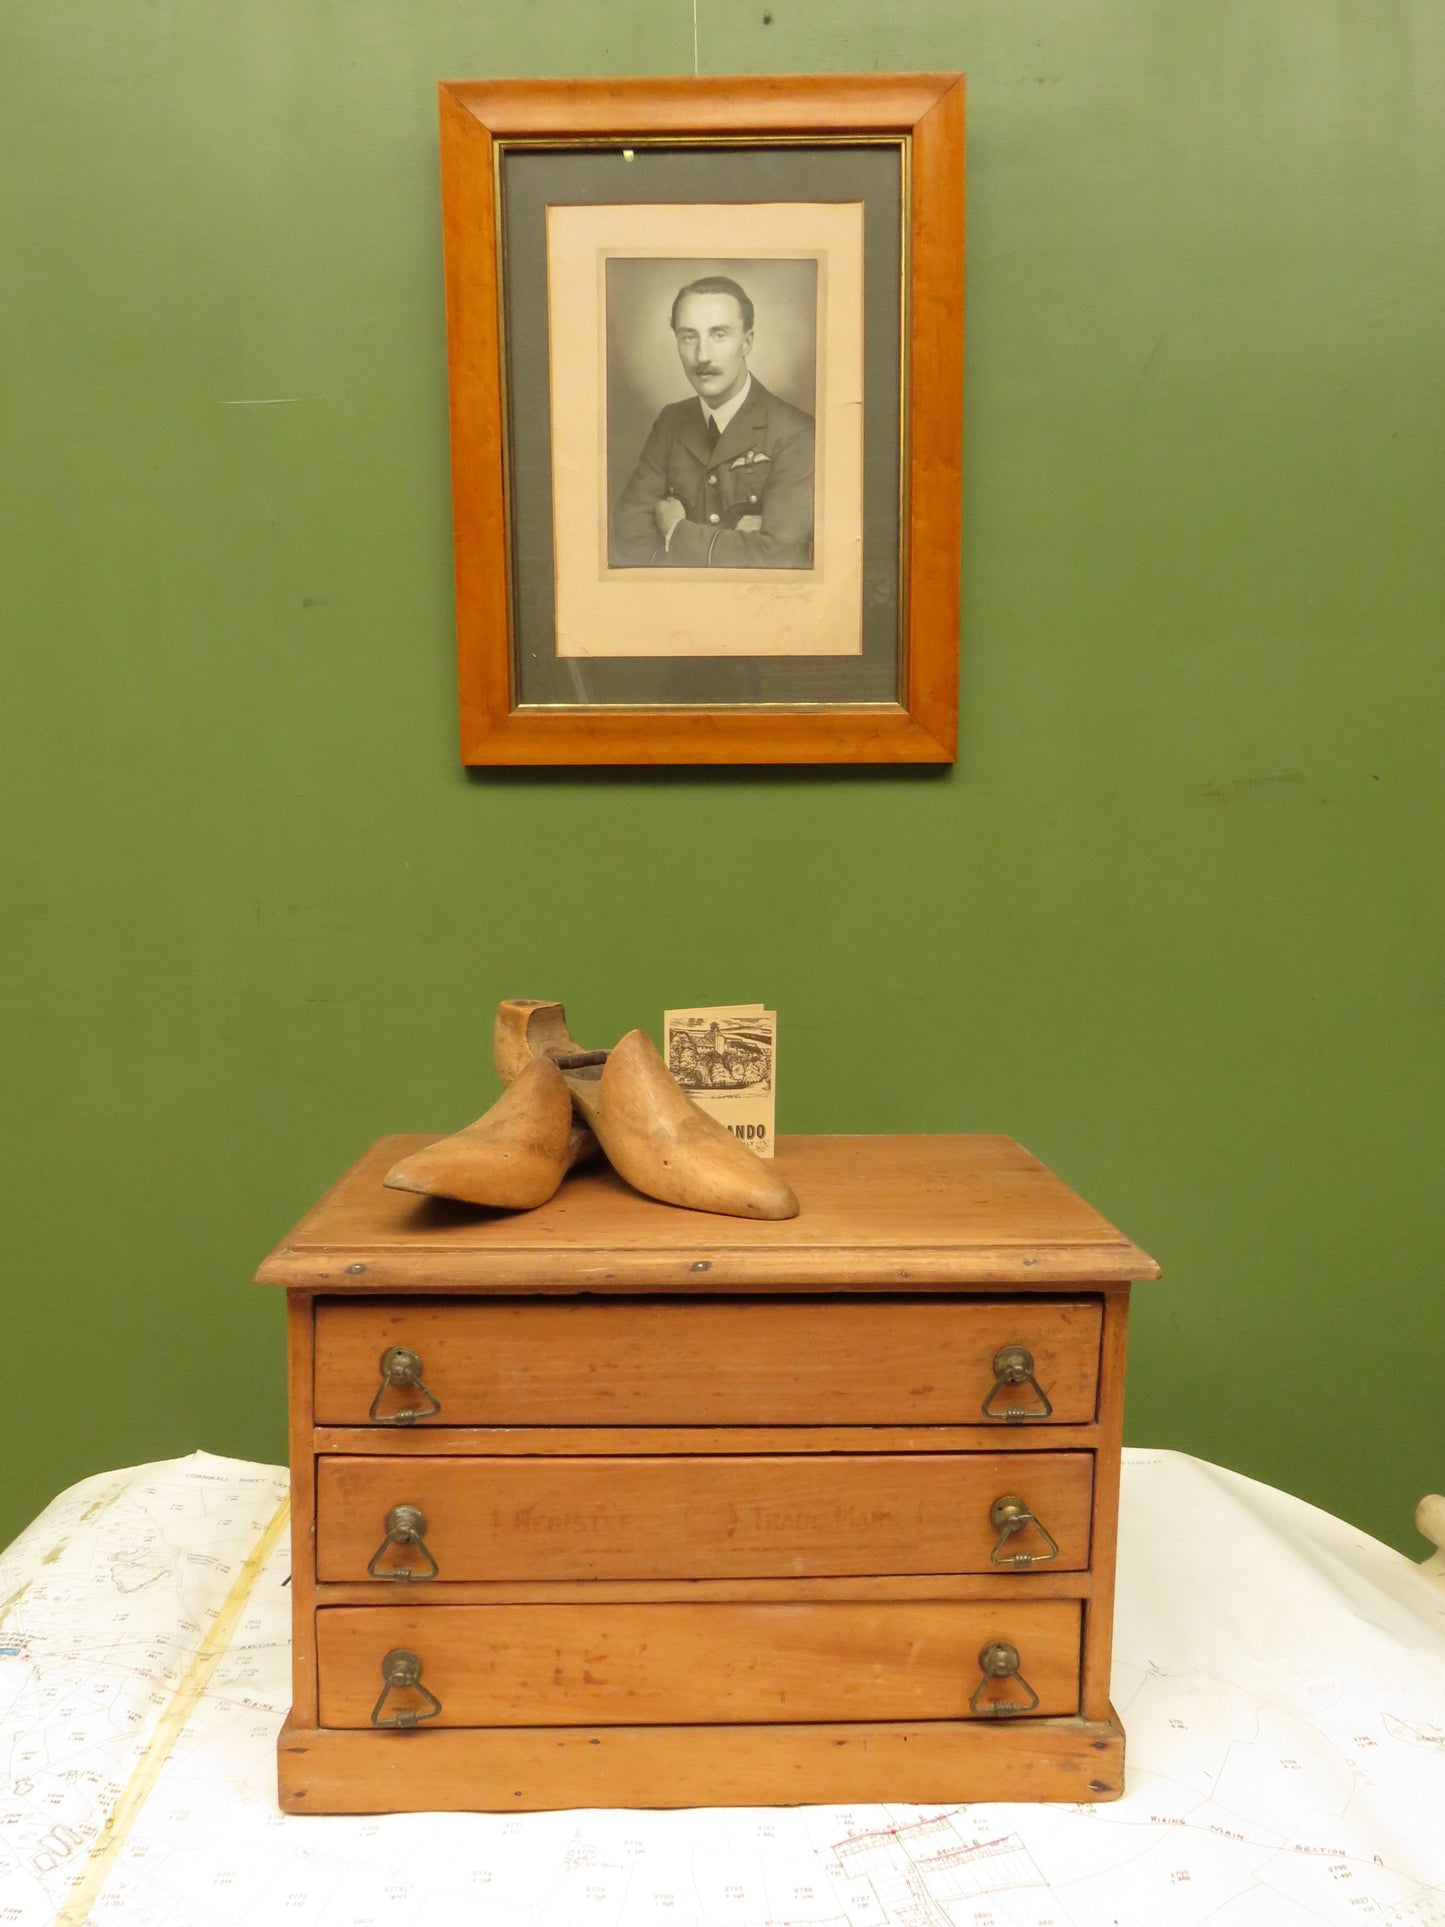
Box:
[310,1571,1092,1608]
[313,1422,1103,1456]
[258,1134,1160,1291]
[316,1599,1081,1727]
[272,1134,1156,1812]
[313,1293,1103,1426]
[438,74,966,767]
[286,1297,318,1726]
[279,1708,1126,1811]
[1082,1287,1131,1722]
[443,73,959,137]
[315,1450,1093,1582]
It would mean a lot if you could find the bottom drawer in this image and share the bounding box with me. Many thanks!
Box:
[316,1600,1081,1728]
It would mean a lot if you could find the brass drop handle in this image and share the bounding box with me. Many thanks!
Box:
[981,1345,1053,1423]
[370,1648,442,1729]
[369,1346,441,1425]
[989,1493,1060,1567]
[969,1640,1040,1718]
[366,1504,440,1581]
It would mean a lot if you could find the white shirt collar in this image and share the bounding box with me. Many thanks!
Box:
[701,374,752,440]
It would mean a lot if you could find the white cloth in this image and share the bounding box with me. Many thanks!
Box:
[1,1448,1442,1925]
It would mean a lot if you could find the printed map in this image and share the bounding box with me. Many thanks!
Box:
[1,1450,1443,1925]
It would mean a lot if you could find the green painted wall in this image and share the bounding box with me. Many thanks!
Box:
[3,2,1441,1557]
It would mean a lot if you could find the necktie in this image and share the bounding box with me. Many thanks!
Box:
[706,414,720,449]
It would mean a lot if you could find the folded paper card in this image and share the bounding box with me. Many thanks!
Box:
[664,1004,776,1158]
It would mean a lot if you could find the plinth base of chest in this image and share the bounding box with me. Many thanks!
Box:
[277,1708,1125,1813]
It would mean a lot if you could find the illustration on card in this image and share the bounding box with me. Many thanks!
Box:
[668,1016,773,1093]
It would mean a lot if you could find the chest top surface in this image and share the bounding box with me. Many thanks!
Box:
[255,1133,1159,1295]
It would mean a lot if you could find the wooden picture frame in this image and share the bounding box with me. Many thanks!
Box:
[438,74,965,766]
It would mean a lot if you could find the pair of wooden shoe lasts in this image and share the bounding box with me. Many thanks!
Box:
[383,999,799,1222]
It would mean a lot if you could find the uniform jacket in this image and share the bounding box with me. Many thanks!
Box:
[610,376,815,569]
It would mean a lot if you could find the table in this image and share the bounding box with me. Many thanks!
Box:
[3,1451,1444,1924]
[2,1449,1445,1927]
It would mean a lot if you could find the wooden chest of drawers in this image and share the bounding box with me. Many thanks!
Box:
[257,1133,1158,1813]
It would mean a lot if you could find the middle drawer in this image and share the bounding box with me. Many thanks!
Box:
[317,1453,1093,1583]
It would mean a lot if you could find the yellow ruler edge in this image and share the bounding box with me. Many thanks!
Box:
[57,1491,292,1926]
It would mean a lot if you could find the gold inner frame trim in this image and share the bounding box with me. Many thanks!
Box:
[491,133,912,712]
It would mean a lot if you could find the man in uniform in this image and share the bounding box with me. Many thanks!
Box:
[610,275,815,569]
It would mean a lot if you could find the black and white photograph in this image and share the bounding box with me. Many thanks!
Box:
[545,198,865,662]
[605,257,818,571]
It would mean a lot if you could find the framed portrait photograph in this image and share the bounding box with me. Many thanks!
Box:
[437,74,965,765]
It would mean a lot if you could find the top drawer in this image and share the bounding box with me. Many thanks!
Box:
[313,1295,1101,1428]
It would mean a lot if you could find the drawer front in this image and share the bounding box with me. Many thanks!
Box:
[317,1452,1093,1582]
[314,1296,1101,1427]
[317,1599,1081,1727]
